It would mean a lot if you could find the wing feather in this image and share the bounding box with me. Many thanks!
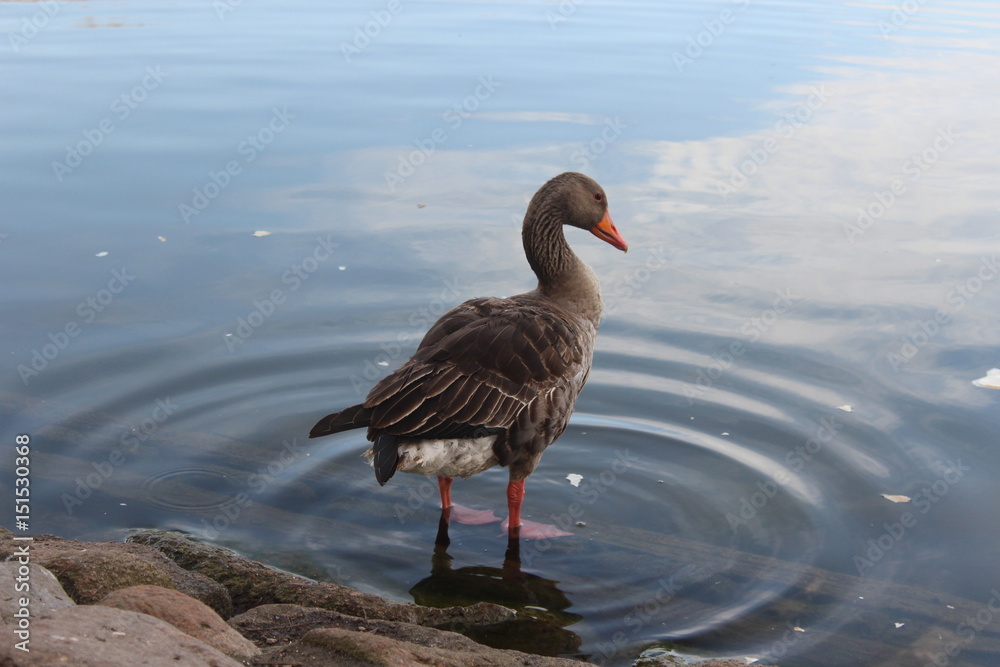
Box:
[365,364,434,407]
[361,294,591,443]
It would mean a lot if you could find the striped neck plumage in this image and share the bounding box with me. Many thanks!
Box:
[522,206,577,287]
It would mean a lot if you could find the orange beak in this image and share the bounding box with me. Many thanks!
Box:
[590,209,628,252]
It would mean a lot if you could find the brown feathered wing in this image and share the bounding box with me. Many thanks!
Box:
[309,295,591,480]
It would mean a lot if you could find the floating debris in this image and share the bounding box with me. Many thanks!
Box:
[566,473,583,487]
[157,236,167,242]
[894,622,905,629]
[418,204,426,208]
[338,266,346,271]
[837,404,853,412]
[95,251,108,257]
[972,368,1000,390]
[881,493,911,503]
[252,230,272,237]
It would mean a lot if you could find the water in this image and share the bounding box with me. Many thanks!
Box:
[3,0,1000,664]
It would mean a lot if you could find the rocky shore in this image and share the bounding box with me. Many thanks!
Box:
[0,527,748,666]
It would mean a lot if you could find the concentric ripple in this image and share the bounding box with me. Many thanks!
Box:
[8,274,984,665]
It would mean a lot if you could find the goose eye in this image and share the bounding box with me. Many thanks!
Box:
[594,193,603,202]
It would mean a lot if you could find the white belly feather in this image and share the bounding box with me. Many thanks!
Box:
[363,435,498,479]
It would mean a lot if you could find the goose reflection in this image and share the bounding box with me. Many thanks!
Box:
[407,509,583,657]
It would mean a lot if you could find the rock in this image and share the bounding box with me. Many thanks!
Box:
[43,549,175,603]
[633,649,690,666]
[129,530,513,628]
[0,604,242,667]
[98,585,259,660]
[634,648,755,667]
[0,527,754,665]
[0,563,75,622]
[232,603,590,665]
[0,529,231,618]
[231,602,493,649]
[258,625,590,667]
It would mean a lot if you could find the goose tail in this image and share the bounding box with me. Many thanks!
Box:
[309,403,372,438]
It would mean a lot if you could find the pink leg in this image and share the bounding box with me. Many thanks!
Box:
[437,476,499,525]
[437,476,453,509]
[501,479,573,539]
[506,480,525,530]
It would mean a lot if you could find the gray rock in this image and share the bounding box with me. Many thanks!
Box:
[0,604,242,666]
[0,529,231,618]
[0,563,75,622]
[634,647,757,666]
[129,529,514,628]
[98,585,259,660]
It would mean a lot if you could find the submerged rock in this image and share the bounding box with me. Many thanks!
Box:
[231,603,586,666]
[128,529,515,628]
[0,528,749,666]
[258,624,586,667]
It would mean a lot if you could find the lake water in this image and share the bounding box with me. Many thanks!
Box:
[3,0,1000,664]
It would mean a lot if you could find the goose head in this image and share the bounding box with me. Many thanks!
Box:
[527,172,628,252]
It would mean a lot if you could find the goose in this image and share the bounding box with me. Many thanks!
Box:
[309,172,628,538]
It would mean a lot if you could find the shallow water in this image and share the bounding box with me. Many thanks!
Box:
[3,0,1000,664]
